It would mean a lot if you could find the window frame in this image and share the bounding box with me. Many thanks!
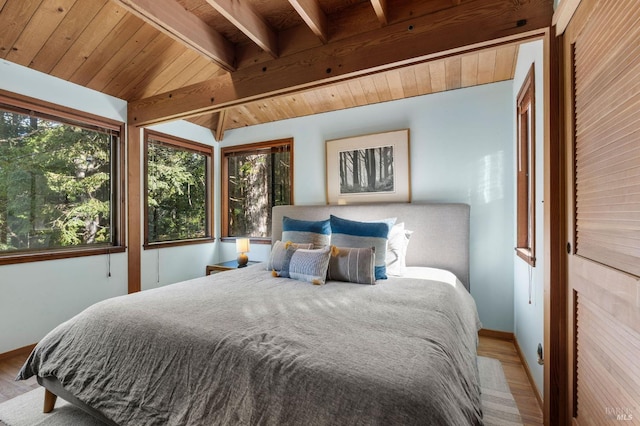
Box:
[221,138,294,243]
[515,64,536,266]
[0,89,125,266]
[143,130,214,249]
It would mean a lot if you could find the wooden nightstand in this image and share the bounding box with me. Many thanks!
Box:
[206,260,260,275]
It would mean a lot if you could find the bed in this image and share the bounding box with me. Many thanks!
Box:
[18,202,482,425]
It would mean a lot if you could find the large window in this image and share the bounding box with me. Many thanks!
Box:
[222,139,293,239]
[515,65,536,266]
[0,91,123,264]
[144,130,213,247]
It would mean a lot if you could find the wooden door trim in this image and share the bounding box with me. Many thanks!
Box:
[543,25,569,426]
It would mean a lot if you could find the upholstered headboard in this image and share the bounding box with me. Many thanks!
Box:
[271,203,470,290]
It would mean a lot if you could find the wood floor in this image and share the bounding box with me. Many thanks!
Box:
[0,336,543,424]
[477,336,544,425]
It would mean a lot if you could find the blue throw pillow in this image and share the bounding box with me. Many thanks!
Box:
[282,216,331,248]
[329,215,396,280]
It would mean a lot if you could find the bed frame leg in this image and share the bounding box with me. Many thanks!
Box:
[43,389,57,413]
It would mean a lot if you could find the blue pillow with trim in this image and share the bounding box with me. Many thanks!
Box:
[282,216,331,248]
[329,215,395,280]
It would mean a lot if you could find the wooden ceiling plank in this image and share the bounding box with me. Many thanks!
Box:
[333,82,358,108]
[385,71,405,100]
[5,0,77,67]
[370,0,388,25]
[413,62,433,95]
[346,80,368,106]
[156,55,215,93]
[30,0,105,74]
[460,53,479,87]
[398,66,419,98]
[494,44,517,81]
[185,60,228,86]
[372,73,393,102]
[51,2,127,80]
[113,0,235,71]
[0,0,42,60]
[115,37,187,100]
[268,96,296,120]
[477,48,497,84]
[205,0,278,57]
[360,76,382,104]
[257,100,279,124]
[288,0,328,43]
[287,93,315,117]
[129,0,553,125]
[269,96,297,122]
[299,90,320,114]
[445,56,462,90]
[429,60,447,93]
[134,49,203,98]
[70,14,144,86]
[86,22,157,92]
[188,113,218,131]
[320,85,348,110]
[238,104,261,126]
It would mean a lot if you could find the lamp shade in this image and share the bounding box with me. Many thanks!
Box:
[236,238,250,254]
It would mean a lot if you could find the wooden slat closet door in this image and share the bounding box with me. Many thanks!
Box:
[564,0,640,423]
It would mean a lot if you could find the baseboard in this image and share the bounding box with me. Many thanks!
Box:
[0,343,36,362]
[478,328,514,341]
[513,336,544,410]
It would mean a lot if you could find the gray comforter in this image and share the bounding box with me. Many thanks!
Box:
[19,264,483,425]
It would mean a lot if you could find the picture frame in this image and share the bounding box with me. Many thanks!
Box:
[325,129,410,205]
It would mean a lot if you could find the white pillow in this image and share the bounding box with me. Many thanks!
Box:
[386,222,413,276]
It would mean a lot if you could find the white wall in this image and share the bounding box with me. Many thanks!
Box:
[0,62,216,353]
[512,40,545,394]
[220,82,515,332]
[0,60,128,353]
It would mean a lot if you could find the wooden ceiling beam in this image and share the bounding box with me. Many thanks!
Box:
[129,0,553,126]
[288,0,329,43]
[111,0,235,71]
[370,0,388,25]
[215,109,227,141]
[205,0,278,57]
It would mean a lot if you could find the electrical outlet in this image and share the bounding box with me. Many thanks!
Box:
[537,343,544,365]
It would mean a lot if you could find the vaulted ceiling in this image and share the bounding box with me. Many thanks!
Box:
[0,0,553,139]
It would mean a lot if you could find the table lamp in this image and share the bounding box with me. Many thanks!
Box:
[236,238,250,267]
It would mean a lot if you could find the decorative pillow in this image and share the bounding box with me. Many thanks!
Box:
[272,246,333,285]
[327,246,376,285]
[281,216,331,248]
[266,240,314,271]
[329,215,395,280]
[386,222,413,276]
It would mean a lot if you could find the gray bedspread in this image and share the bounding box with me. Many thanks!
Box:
[18,264,483,425]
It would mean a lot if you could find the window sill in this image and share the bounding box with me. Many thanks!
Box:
[0,245,126,266]
[515,247,536,267]
[143,237,215,250]
[220,237,271,245]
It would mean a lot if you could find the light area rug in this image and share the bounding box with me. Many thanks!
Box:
[479,355,524,426]
[0,356,522,425]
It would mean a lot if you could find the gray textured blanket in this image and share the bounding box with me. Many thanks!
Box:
[19,264,483,425]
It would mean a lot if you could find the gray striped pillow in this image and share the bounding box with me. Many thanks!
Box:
[327,246,376,284]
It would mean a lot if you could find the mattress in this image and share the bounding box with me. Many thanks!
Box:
[19,264,483,425]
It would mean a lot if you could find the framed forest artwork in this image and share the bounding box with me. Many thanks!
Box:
[325,129,410,204]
